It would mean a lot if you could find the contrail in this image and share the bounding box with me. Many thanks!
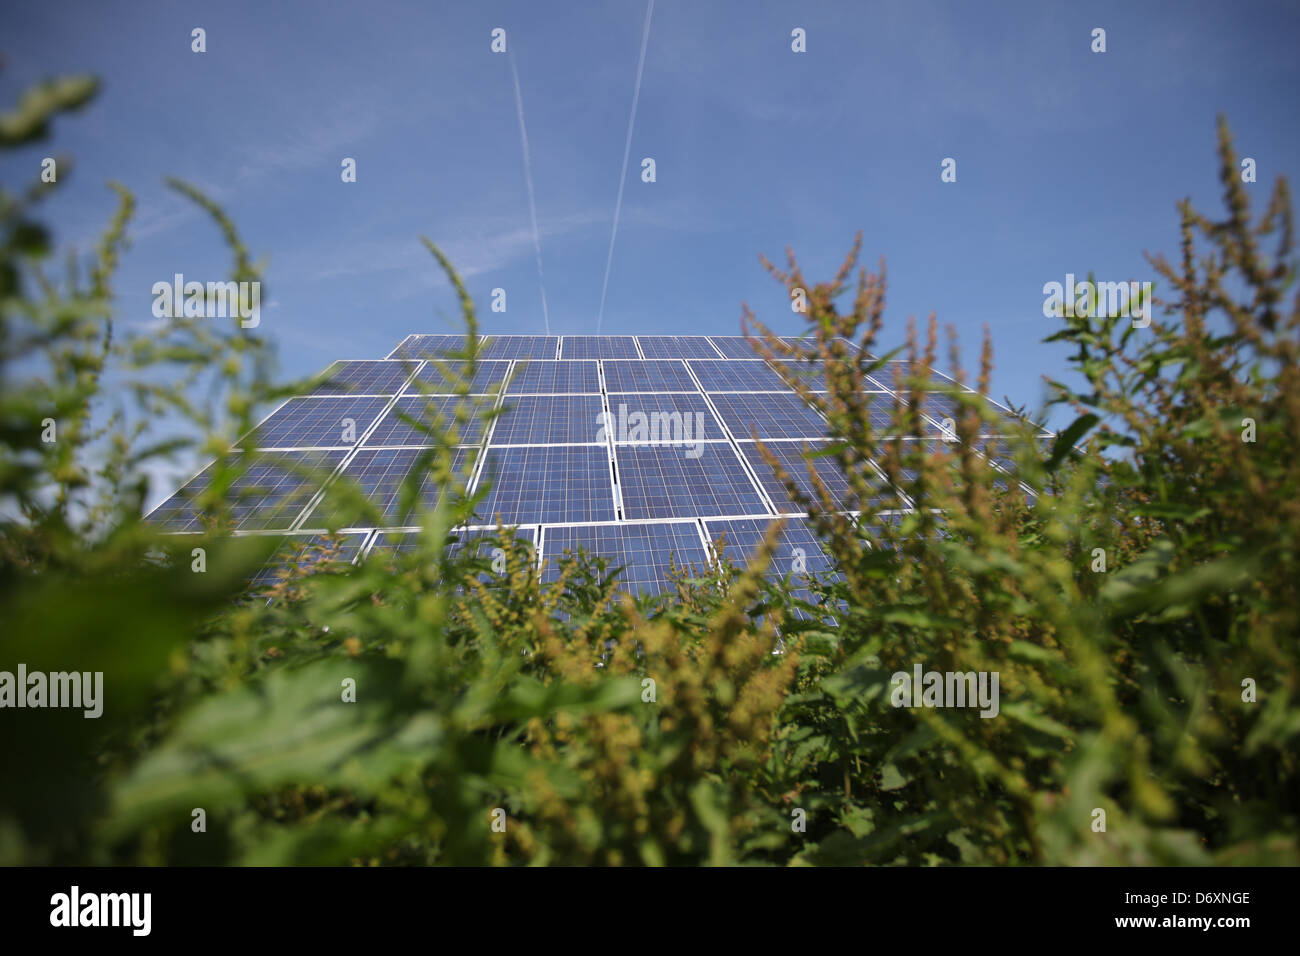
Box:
[596,0,655,333]
[509,49,550,335]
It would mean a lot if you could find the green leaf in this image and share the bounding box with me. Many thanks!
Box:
[105,658,437,838]
[1044,413,1099,472]
[0,76,99,145]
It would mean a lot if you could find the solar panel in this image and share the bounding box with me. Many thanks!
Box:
[365,395,488,446]
[687,359,791,392]
[969,435,1021,472]
[916,393,1046,438]
[600,359,697,392]
[916,391,960,422]
[479,336,558,360]
[843,391,940,437]
[148,450,346,532]
[708,336,767,359]
[309,360,417,395]
[388,334,468,361]
[705,517,834,577]
[781,336,872,360]
[490,395,606,444]
[249,533,367,591]
[864,360,947,392]
[559,336,640,359]
[406,359,510,395]
[615,444,768,520]
[603,393,722,444]
[767,359,833,391]
[541,521,708,596]
[302,446,476,528]
[506,360,601,394]
[475,445,616,524]
[863,392,904,432]
[886,438,953,485]
[157,329,1043,600]
[705,516,845,619]
[708,392,829,440]
[363,526,538,589]
[636,336,722,359]
[970,437,1039,507]
[890,437,1033,505]
[368,525,537,558]
[243,397,391,449]
[444,525,538,562]
[738,441,876,513]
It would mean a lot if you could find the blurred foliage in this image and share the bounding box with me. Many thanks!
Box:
[1,79,1295,866]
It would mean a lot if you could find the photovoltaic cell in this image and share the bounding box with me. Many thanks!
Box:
[866,361,954,392]
[362,527,538,590]
[687,359,791,392]
[479,336,558,360]
[560,336,640,359]
[490,394,606,445]
[406,360,510,395]
[366,527,538,591]
[705,516,843,618]
[887,438,955,485]
[304,446,476,528]
[708,392,828,440]
[147,450,346,532]
[541,521,708,596]
[970,435,1021,473]
[310,360,417,396]
[861,362,900,390]
[916,391,959,421]
[738,441,874,513]
[364,395,488,446]
[244,397,390,449]
[475,446,616,524]
[918,394,1045,438]
[707,337,767,359]
[780,336,816,352]
[368,525,537,559]
[444,525,538,562]
[636,336,722,359]
[864,392,903,432]
[506,360,600,394]
[600,359,697,392]
[604,393,722,444]
[850,392,942,436]
[389,335,467,361]
[249,533,366,591]
[615,444,768,520]
[971,437,1039,507]
[767,358,833,391]
[705,517,833,575]
[781,336,873,360]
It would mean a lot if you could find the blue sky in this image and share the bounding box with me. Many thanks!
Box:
[4,0,1299,488]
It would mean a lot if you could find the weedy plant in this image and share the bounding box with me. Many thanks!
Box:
[0,75,1295,865]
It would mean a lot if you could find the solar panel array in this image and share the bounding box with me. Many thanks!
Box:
[148,335,1050,597]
